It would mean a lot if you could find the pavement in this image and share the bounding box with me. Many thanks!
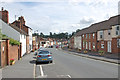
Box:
[61,48,119,64]
[2,52,35,78]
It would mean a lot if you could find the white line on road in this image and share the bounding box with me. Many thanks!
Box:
[33,64,36,78]
[67,75,72,78]
[39,65,44,77]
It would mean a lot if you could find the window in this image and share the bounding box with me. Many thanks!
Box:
[86,34,87,39]
[116,26,119,30]
[100,31,103,39]
[86,42,88,49]
[92,42,95,49]
[83,42,85,48]
[101,42,104,48]
[108,30,111,35]
[116,31,119,35]
[89,34,91,39]
[82,34,84,38]
[93,33,95,39]
[89,42,91,50]
[116,26,120,35]
[117,39,120,48]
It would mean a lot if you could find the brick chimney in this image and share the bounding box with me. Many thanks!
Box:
[0,7,9,24]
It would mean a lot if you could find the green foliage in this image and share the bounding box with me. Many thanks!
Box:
[0,30,20,45]
[98,50,104,53]
[9,38,20,46]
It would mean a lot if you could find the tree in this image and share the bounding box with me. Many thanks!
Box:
[40,32,44,37]
[50,32,52,38]
[76,29,80,33]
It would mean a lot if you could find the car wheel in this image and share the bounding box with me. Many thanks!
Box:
[50,61,53,63]
[36,61,38,64]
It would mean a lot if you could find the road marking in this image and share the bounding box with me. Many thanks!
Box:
[33,64,36,78]
[67,75,72,78]
[39,65,44,77]
[57,75,72,78]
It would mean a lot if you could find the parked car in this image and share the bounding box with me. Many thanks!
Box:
[35,47,45,56]
[56,45,59,48]
[36,50,53,64]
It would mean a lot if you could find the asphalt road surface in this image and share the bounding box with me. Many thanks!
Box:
[35,48,118,78]
[2,48,118,78]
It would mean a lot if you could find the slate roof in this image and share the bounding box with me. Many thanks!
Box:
[75,15,120,36]
[9,24,28,36]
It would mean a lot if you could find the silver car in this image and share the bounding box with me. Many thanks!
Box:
[36,50,53,64]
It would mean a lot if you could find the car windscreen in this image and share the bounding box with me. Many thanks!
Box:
[39,51,49,54]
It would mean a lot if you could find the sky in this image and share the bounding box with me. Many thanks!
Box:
[0,0,119,35]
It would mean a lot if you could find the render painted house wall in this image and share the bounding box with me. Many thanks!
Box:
[104,30,112,41]
[20,34,26,56]
[111,25,120,38]
[28,28,32,51]
[74,36,82,49]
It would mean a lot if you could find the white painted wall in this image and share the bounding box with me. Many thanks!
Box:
[74,36,82,49]
[20,34,26,56]
[28,28,32,51]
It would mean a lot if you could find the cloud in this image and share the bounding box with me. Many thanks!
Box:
[80,16,95,24]
[2,1,118,35]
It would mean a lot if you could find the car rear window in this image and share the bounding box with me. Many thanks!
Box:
[39,51,49,54]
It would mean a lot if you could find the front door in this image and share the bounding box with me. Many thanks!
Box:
[107,41,111,53]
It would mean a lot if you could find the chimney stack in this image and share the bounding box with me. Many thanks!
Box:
[0,7,9,24]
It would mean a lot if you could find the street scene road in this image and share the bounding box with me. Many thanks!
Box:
[2,48,118,78]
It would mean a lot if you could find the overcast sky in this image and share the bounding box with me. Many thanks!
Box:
[0,0,119,35]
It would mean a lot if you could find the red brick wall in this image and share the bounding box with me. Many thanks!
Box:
[0,40,21,67]
[69,37,74,49]
[82,33,97,51]
[112,38,120,53]
[0,9,9,24]
[9,45,19,62]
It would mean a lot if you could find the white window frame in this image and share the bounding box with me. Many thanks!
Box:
[92,42,95,49]
[93,33,95,39]
[86,42,88,49]
[117,39,120,48]
[89,42,91,50]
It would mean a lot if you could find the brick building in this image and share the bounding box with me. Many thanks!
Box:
[12,16,33,53]
[73,15,120,54]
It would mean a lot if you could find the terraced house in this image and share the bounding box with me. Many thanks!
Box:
[73,15,120,54]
